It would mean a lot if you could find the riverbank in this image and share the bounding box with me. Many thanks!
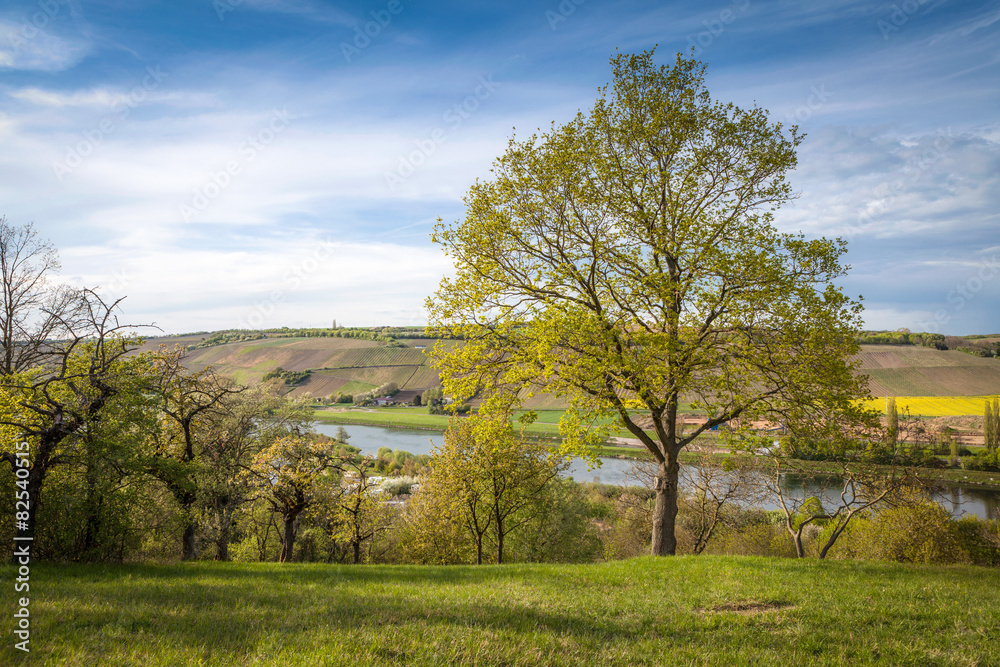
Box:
[313,406,633,441]
[313,408,1000,490]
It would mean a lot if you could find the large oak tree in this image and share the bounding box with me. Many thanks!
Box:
[426,50,869,555]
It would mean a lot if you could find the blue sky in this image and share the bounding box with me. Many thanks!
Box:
[1,0,997,334]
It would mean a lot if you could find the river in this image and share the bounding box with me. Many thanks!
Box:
[313,422,1000,521]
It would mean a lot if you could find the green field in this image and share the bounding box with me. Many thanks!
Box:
[314,407,452,431]
[3,557,998,666]
[313,407,650,442]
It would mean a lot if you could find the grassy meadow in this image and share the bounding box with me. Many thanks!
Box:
[3,557,998,666]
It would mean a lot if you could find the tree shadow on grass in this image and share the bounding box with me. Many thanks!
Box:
[24,562,710,663]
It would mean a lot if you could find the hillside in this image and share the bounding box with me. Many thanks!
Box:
[137,333,447,399]
[855,345,1000,396]
[137,335,1000,409]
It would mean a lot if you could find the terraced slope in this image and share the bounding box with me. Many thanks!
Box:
[136,336,1000,407]
[856,345,1000,396]
[136,334,441,397]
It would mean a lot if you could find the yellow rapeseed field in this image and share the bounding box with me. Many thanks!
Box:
[862,395,1000,416]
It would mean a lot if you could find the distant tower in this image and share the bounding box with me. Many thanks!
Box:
[332,319,337,329]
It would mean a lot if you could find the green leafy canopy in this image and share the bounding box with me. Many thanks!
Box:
[426,48,874,467]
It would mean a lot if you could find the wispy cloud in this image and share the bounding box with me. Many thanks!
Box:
[0,19,90,71]
[0,0,996,333]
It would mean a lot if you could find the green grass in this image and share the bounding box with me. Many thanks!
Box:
[312,408,563,438]
[313,408,647,441]
[3,557,998,666]
[314,407,451,431]
[332,380,377,395]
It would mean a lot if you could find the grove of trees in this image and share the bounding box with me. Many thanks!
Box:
[3,50,1000,571]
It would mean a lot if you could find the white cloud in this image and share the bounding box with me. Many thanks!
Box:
[776,126,1000,241]
[60,239,452,333]
[0,20,90,72]
[8,86,221,110]
[10,87,119,107]
[238,0,355,24]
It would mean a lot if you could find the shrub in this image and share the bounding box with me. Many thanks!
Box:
[373,381,399,397]
[262,367,311,386]
[378,476,419,497]
[599,490,653,560]
[712,523,797,558]
[954,516,1000,566]
[507,479,603,563]
[835,502,969,564]
[964,451,1000,472]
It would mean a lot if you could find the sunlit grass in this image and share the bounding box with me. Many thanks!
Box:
[2,557,998,666]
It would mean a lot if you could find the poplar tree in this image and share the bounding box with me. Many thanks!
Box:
[886,397,898,448]
[986,398,999,453]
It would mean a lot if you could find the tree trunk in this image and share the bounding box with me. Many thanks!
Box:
[215,518,230,562]
[180,493,198,560]
[216,537,229,562]
[18,466,44,544]
[496,516,504,565]
[13,434,56,546]
[81,465,102,559]
[651,456,680,556]
[279,515,296,562]
[352,539,361,565]
[791,529,805,558]
[182,521,197,561]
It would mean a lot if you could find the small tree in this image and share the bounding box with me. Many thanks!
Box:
[679,457,766,555]
[422,388,445,414]
[886,397,898,449]
[423,412,567,564]
[985,398,999,453]
[0,291,149,548]
[197,386,312,561]
[765,454,917,559]
[334,456,394,564]
[243,435,343,562]
[146,347,244,560]
[0,217,84,376]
